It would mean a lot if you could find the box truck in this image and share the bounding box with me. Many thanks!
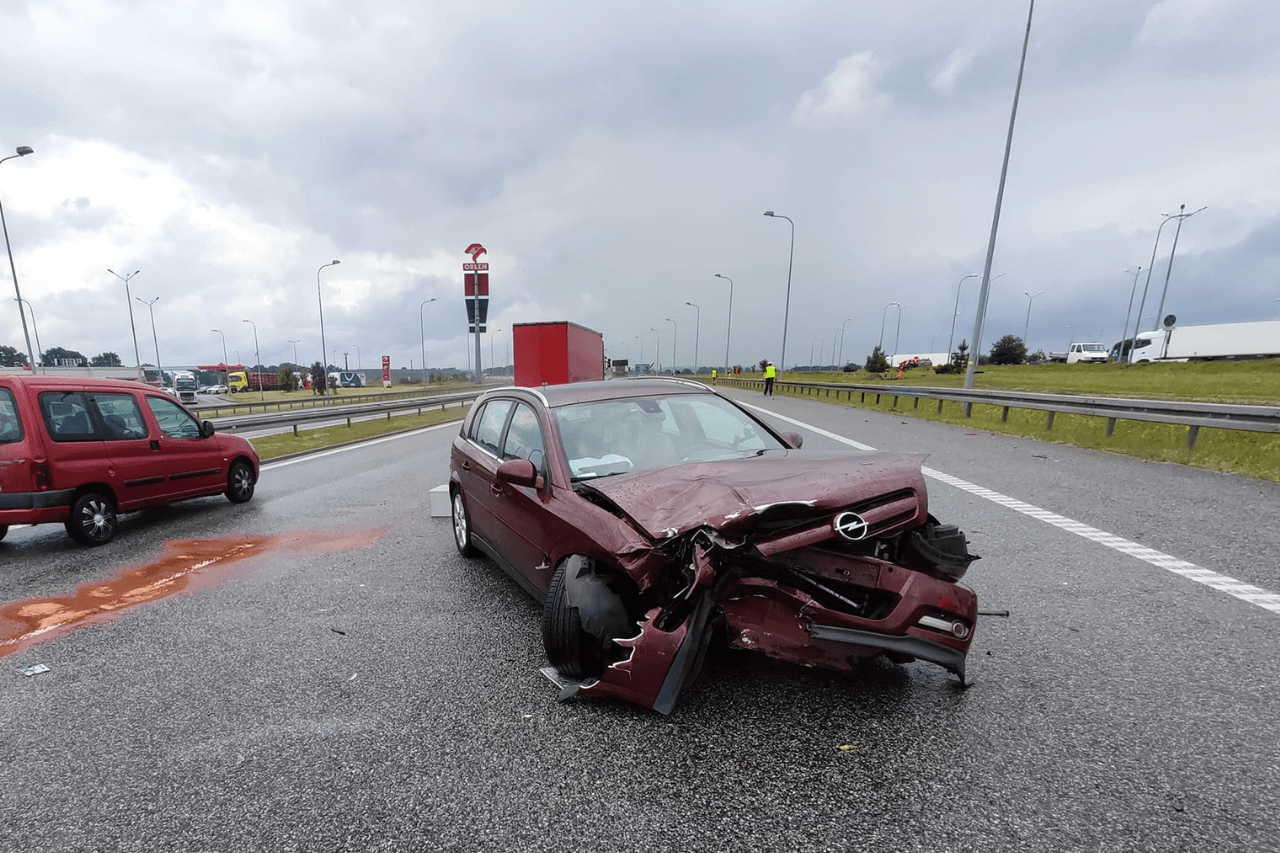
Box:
[513,322,605,386]
[1116,319,1280,363]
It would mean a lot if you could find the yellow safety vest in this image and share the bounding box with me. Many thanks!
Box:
[764,365,776,379]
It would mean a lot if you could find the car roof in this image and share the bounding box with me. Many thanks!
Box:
[0,374,156,392]
[501,377,714,408]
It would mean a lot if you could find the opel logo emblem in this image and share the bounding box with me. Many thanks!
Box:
[833,511,870,541]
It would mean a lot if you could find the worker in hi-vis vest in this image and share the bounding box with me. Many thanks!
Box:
[763,361,776,396]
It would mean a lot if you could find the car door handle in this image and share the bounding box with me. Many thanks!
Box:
[490,484,502,496]
[150,440,161,451]
[459,460,471,471]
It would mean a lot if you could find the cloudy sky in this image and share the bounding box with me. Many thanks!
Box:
[2,0,1278,374]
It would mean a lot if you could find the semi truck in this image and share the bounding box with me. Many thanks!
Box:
[513,321,605,386]
[1115,319,1280,363]
[171,370,199,405]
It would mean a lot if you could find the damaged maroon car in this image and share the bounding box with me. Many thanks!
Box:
[449,378,978,714]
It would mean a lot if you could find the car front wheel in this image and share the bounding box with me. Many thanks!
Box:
[451,489,477,557]
[225,460,255,504]
[541,561,607,681]
[65,492,118,546]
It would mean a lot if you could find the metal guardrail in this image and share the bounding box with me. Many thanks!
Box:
[195,384,484,418]
[713,376,1280,448]
[211,391,480,434]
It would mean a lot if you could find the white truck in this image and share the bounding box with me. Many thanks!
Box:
[171,370,199,405]
[1047,343,1109,364]
[1118,319,1280,363]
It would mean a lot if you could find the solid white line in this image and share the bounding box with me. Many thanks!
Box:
[261,421,460,471]
[743,401,1280,616]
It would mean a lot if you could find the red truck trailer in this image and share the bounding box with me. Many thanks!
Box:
[513,322,605,386]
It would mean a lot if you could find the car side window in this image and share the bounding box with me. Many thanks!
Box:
[471,400,514,456]
[145,395,202,439]
[91,393,149,441]
[39,392,98,442]
[0,388,22,443]
[501,403,546,467]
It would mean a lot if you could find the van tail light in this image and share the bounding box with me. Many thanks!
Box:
[32,461,51,491]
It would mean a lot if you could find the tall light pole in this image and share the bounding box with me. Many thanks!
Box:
[287,339,300,368]
[685,301,700,374]
[714,273,734,373]
[15,298,42,370]
[351,344,361,371]
[1119,268,1142,361]
[964,0,1036,392]
[243,318,263,401]
[810,335,822,369]
[1023,290,1044,354]
[108,268,143,381]
[879,302,901,352]
[317,260,340,393]
[211,329,228,379]
[893,304,906,358]
[136,296,162,385]
[948,273,979,361]
[419,297,436,385]
[1153,204,1206,331]
[762,212,795,373]
[839,317,856,368]
[1,146,37,375]
[664,318,678,374]
[1067,324,1076,347]
[650,327,660,372]
[1132,205,1203,361]
[489,327,502,377]
[633,335,643,367]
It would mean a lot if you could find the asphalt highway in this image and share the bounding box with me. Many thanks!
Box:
[1,386,1277,852]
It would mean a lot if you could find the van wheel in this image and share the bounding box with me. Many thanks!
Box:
[225,461,255,504]
[0,524,8,542]
[65,492,118,546]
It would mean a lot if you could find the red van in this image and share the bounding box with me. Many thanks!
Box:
[0,374,259,546]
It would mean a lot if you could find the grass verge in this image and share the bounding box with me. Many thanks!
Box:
[249,406,469,461]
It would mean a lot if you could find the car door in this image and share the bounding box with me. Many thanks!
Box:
[490,402,558,592]
[141,394,227,499]
[35,391,110,495]
[457,398,515,554]
[87,390,169,510]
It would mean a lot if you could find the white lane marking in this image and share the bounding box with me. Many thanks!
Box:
[261,421,460,471]
[744,401,1280,615]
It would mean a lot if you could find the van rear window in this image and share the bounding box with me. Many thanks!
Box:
[0,388,23,443]
[39,392,98,442]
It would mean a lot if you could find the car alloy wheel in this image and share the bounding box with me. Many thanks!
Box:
[452,490,477,557]
[66,492,118,546]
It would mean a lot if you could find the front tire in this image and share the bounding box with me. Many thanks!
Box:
[0,524,8,542]
[225,460,255,504]
[451,489,477,557]
[65,492,118,546]
[541,561,606,681]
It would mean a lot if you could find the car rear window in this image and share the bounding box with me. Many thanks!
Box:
[39,392,98,442]
[0,388,23,443]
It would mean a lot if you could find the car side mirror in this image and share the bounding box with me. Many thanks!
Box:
[781,431,803,449]
[201,420,216,438]
[496,458,543,489]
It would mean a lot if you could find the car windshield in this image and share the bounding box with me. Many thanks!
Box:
[553,393,786,479]
[1081,344,1105,352]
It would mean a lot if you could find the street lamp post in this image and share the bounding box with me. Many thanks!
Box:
[317,260,340,393]
[664,318,678,374]
[964,0,1036,394]
[419,298,436,385]
[1,146,37,374]
[685,301,700,375]
[1067,324,1076,347]
[243,319,263,401]
[107,268,143,381]
[763,212,795,373]
[633,335,643,368]
[15,298,42,370]
[1119,268,1142,361]
[211,330,228,380]
[1154,204,1206,331]
[714,273,734,374]
[489,327,503,377]
[1023,290,1045,354]
[948,274,979,362]
[287,339,300,368]
[879,302,901,353]
[893,305,905,358]
[351,344,361,371]
[136,296,162,385]
[839,317,856,368]
[810,335,822,369]
[1132,205,1204,362]
[650,328,660,373]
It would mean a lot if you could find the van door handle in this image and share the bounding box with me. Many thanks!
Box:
[150,440,161,451]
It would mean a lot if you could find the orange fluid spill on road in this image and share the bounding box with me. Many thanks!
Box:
[0,529,384,660]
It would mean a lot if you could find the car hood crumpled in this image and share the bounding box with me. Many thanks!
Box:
[580,450,929,540]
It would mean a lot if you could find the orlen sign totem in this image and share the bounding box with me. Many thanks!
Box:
[463,242,489,333]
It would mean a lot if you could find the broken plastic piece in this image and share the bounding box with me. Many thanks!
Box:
[19,663,50,676]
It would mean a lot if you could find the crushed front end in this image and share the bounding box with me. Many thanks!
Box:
[542,452,980,714]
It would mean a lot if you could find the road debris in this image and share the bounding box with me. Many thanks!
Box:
[18,663,50,676]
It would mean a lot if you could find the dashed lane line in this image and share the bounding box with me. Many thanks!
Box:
[745,401,1280,616]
